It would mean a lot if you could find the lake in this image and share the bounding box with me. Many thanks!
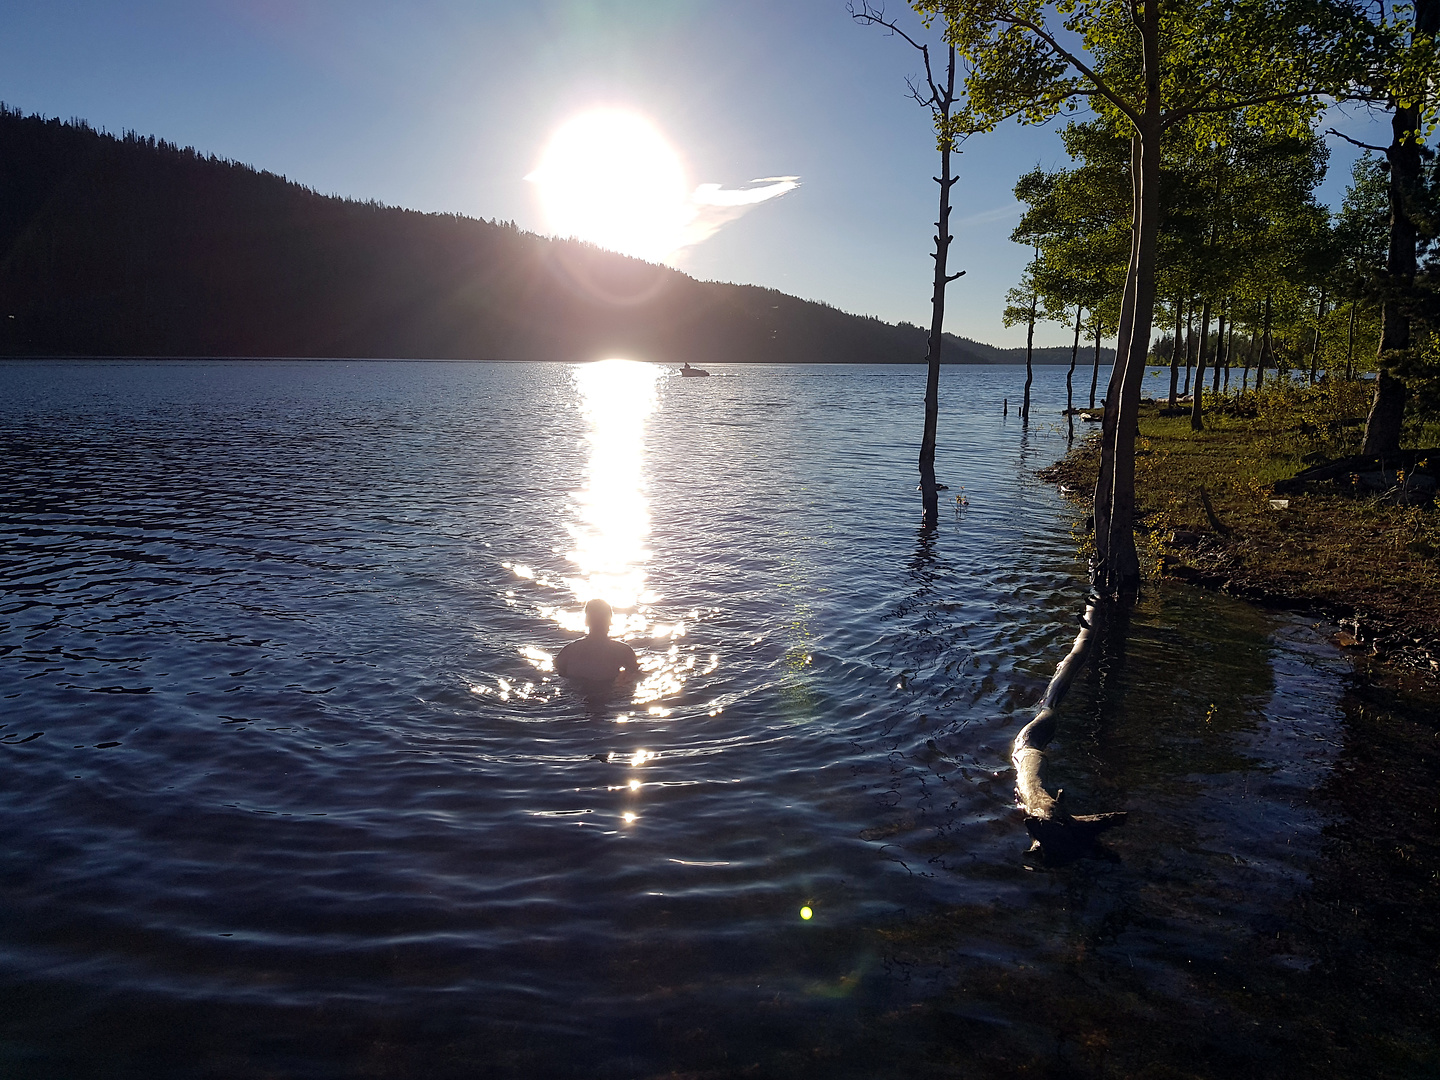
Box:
[0,359,1411,1078]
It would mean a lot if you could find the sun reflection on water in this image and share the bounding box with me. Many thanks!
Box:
[501,359,708,721]
[560,359,661,638]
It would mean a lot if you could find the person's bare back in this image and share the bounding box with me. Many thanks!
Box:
[555,599,639,684]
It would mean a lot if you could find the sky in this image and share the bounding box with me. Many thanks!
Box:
[0,0,1397,348]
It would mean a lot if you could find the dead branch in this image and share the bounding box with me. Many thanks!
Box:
[1325,127,1390,155]
[1198,485,1232,537]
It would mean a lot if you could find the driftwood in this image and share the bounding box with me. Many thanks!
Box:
[1011,596,1128,859]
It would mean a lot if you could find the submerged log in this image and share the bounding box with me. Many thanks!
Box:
[1011,597,1128,859]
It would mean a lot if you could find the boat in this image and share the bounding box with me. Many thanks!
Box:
[679,363,710,377]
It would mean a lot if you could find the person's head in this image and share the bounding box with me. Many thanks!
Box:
[583,598,613,635]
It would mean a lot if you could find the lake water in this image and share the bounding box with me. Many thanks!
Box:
[0,360,1376,1077]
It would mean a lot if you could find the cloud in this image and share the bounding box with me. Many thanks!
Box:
[955,200,1023,227]
[678,176,801,251]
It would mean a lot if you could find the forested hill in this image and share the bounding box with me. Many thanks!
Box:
[0,107,1102,364]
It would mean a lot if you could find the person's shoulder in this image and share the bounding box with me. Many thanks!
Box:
[612,639,639,662]
[555,638,579,673]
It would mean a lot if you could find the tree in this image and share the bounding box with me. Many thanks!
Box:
[1152,116,1333,424]
[1003,245,1044,419]
[922,0,1376,594]
[1009,127,1130,411]
[1331,154,1389,379]
[852,4,967,528]
[1350,0,1440,453]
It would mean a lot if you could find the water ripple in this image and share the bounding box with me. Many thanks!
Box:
[0,359,1352,1076]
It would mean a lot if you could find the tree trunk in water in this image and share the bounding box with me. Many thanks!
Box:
[1211,306,1226,395]
[1167,300,1183,406]
[1361,13,1435,456]
[1242,298,1260,393]
[1090,324,1101,409]
[1092,59,1161,599]
[1022,292,1036,421]
[1309,289,1326,383]
[1258,293,1273,390]
[918,47,960,527]
[1092,136,1143,597]
[1015,3,1162,855]
[1191,298,1212,431]
[1223,319,1234,393]
[1067,307,1081,410]
[1182,301,1195,396]
[1066,306,1081,442]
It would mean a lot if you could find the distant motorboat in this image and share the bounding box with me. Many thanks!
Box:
[679,363,710,377]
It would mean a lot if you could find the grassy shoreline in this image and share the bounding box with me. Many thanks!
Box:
[1039,381,1440,681]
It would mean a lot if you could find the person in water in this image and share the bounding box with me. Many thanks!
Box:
[555,599,639,683]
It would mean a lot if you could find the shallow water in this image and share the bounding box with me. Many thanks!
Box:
[0,359,1385,1077]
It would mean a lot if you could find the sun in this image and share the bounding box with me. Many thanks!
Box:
[527,109,691,263]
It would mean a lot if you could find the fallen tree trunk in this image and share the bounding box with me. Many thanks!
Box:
[1011,595,1129,859]
[1272,448,1440,495]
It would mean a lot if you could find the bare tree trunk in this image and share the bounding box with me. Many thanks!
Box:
[1022,287,1036,421]
[1092,32,1162,599]
[1089,322,1101,408]
[1067,305,1081,413]
[1182,300,1196,396]
[1211,304,1226,395]
[1167,299,1183,406]
[1309,288,1326,383]
[1223,317,1234,393]
[918,47,961,527]
[1258,293,1273,390]
[1092,133,1144,595]
[1191,298,1212,431]
[1242,298,1260,392]
[1346,297,1357,380]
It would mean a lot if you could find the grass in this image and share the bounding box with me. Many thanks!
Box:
[1042,378,1440,673]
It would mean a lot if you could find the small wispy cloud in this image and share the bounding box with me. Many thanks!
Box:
[956,201,1023,227]
[679,176,801,251]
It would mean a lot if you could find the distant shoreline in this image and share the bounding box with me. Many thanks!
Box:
[0,355,1105,366]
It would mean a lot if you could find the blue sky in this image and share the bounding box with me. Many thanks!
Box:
[0,0,1394,348]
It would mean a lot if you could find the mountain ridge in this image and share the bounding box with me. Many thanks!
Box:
[0,106,1111,366]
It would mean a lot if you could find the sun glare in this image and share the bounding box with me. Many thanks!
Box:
[528,109,691,263]
[528,109,799,265]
